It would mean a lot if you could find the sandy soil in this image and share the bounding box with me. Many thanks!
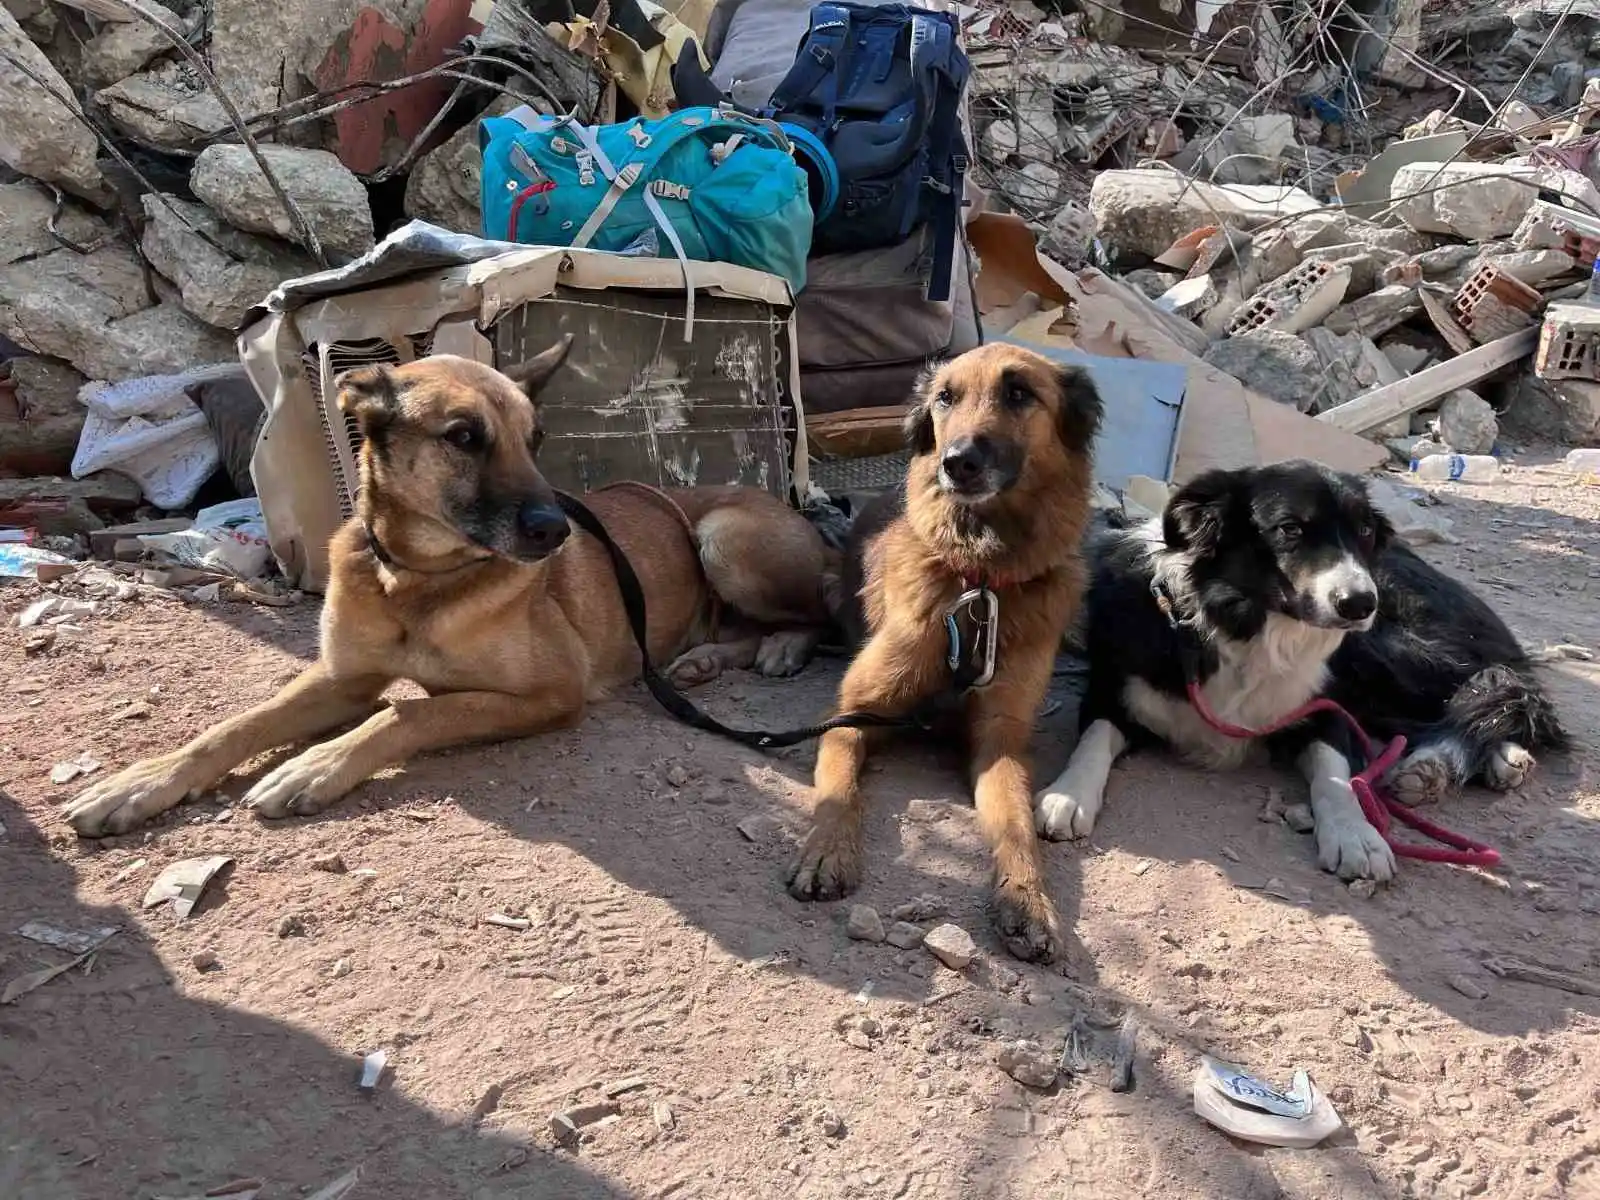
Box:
[2,456,1599,1200]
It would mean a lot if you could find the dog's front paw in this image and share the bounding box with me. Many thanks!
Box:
[1033,784,1100,841]
[1485,742,1535,792]
[64,754,203,837]
[754,630,816,678]
[664,645,726,689]
[1315,814,1396,883]
[786,820,862,901]
[992,878,1062,963]
[243,746,356,818]
[1385,749,1453,806]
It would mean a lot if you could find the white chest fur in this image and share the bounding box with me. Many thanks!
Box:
[1123,614,1348,769]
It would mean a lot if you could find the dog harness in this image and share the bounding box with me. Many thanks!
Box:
[1152,579,1501,869]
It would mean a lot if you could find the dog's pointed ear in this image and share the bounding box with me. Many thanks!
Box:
[335,364,400,436]
[1054,364,1104,450]
[903,362,942,456]
[1163,469,1238,552]
[503,334,575,404]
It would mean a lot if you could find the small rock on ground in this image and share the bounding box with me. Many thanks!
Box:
[996,1040,1058,1090]
[846,904,885,942]
[923,923,978,970]
[885,921,925,949]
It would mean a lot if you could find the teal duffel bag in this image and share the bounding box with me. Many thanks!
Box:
[479,105,814,297]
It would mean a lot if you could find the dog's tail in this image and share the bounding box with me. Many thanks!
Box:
[1441,664,1569,763]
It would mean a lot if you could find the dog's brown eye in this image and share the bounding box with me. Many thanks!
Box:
[934,388,954,410]
[444,423,482,450]
[1005,385,1034,409]
[1358,524,1374,541]
[1277,521,1302,540]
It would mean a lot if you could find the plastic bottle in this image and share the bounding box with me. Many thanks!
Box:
[1564,448,1600,475]
[1408,453,1501,483]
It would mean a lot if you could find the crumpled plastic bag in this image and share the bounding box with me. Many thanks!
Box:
[137,498,273,579]
[71,365,239,509]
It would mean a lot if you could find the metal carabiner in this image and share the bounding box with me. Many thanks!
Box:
[944,586,1000,690]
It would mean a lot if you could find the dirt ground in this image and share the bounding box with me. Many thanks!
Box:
[3,456,1599,1200]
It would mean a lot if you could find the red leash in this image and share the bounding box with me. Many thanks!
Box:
[1184,683,1501,869]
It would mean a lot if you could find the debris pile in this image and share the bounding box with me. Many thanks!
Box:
[969,0,1600,455]
[1,0,600,549]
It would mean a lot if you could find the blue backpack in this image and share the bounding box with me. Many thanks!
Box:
[479,105,814,296]
[760,3,971,302]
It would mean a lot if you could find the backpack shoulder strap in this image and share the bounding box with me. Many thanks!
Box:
[765,2,853,118]
[911,12,968,303]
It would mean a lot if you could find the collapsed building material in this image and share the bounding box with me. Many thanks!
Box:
[1318,328,1541,434]
[1390,162,1533,242]
[0,4,110,203]
[1535,302,1600,382]
[0,182,110,266]
[1088,169,1320,261]
[75,303,237,383]
[1322,285,1423,339]
[140,194,317,329]
[81,16,177,89]
[1436,389,1499,454]
[1451,265,1543,345]
[1,357,87,476]
[1202,330,1328,412]
[1225,260,1350,337]
[191,145,375,261]
[94,62,228,152]
[403,97,522,237]
[0,244,153,376]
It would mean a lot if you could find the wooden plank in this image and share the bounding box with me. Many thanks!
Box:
[807,407,908,459]
[1316,327,1539,433]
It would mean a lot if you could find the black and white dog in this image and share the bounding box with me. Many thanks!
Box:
[1033,460,1566,882]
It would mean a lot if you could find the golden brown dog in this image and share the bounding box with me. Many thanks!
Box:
[786,342,1102,962]
[65,340,836,837]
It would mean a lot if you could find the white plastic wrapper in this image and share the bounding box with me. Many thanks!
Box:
[137,498,273,579]
[71,365,239,509]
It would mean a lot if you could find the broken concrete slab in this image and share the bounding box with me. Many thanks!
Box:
[1088,169,1321,262]
[81,15,178,89]
[1322,284,1423,339]
[1203,330,1328,412]
[1226,260,1351,337]
[1,356,86,476]
[1319,327,1540,434]
[1303,242,1389,300]
[1499,374,1599,445]
[0,181,110,267]
[1303,326,1404,413]
[0,244,152,375]
[0,5,110,203]
[76,302,238,382]
[1437,389,1498,454]
[95,62,228,152]
[0,473,142,522]
[403,98,521,237]
[1478,248,1579,288]
[1335,131,1468,221]
[191,144,374,261]
[1390,162,1531,242]
[141,194,317,330]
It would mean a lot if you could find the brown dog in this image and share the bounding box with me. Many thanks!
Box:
[65,340,835,837]
[785,342,1102,962]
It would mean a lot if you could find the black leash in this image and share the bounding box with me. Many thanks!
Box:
[554,491,917,750]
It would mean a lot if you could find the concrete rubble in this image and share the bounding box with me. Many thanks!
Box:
[963,0,1600,463]
[190,145,375,261]
[2,0,1599,544]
